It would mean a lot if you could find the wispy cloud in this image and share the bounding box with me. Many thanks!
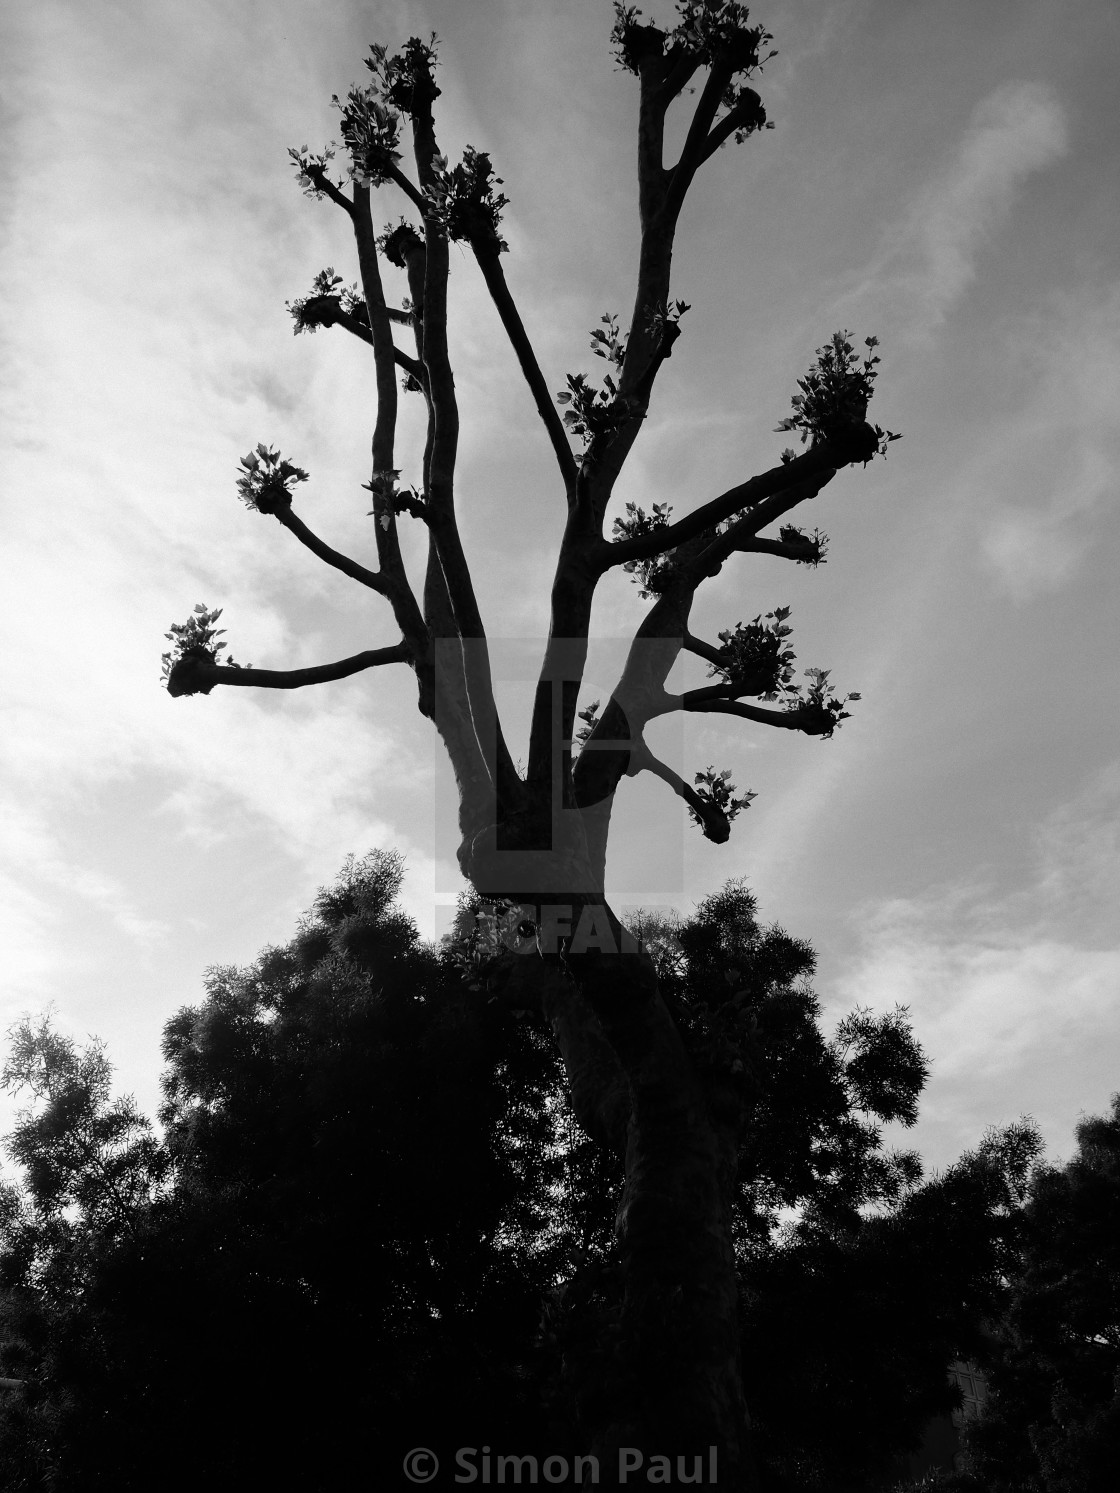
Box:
[977,280,1120,600]
[842,81,1069,340]
[0,800,170,1000]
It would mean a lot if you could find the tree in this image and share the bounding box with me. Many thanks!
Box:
[0,854,1036,1491]
[0,853,566,1489]
[0,1015,168,1491]
[956,1097,1120,1493]
[158,5,902,1483]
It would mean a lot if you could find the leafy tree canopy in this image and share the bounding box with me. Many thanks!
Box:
[0,853,1043,1491]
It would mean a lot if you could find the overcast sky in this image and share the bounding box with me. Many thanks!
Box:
[2,0,1118,1176]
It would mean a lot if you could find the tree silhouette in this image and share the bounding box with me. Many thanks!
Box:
[159,4,903,1482]
[0,854,1039,1491]
[958,1097,1120,1493]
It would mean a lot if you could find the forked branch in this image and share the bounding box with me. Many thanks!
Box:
[602,445,847,571]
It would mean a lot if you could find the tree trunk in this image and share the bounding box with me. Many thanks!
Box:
[572,948,754,1490]
[478,869,756,1488]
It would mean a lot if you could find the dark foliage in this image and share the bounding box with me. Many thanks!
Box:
[956,1097,1120,1493]
[0,855,1051,1490]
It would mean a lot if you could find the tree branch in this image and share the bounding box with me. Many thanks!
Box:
[681,471,837,586]
[626,737,730,844]
[271,506,388,593]
[406,82,522,811]
[665,64,731,216]
[306,164,355,218]
[471,245,577,490]
[732,533,821,562]
[682,630,728,669]
[167,644,411,698]
[679,696,835,736]
[351,187,427,645]
[335,307,426,384]
[602,447,841,570]
[381,159,429,215]
[698,88,766,165]
[672,678,770,711]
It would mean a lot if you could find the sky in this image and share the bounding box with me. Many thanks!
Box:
[2,0,1118,1178]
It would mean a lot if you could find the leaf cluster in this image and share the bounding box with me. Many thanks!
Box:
[287,143,338,199]
[689,764,756,832]
[160,603,244,685]
[783,665,860,737]
[589,312,627,369]
[609,500,675,596]
[712,607,798,699]
[777,523,829,565]
[642,296,691,343]
[286,266,365,334]
[235,443,309,515]
[362,467,426,528]
[425,146,510,251]
[573,699,602,754]
[776,331,901,459]
[332,84,403,187]
[442,896,536,987]
[362,34,441,115]
[611,1,776,92]
[555,369,634,456]
[378,218,424,267]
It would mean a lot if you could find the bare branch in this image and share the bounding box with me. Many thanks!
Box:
[352,186,400,477]
[682,630,727,670]
[167,643,411,698]
[350,186,427,644]
[271,507,388,594]
[672,678,769,710]
[381,159,429,215]
[400,82,522,811]
[732,533,821,562]
[471,246,577,490]
[679,696,836,736]
[324,303,426,384]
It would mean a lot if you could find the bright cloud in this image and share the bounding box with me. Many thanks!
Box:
[833,762,1120,1168]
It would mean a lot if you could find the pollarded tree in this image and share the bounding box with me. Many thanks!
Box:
[161,5,900,1485]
